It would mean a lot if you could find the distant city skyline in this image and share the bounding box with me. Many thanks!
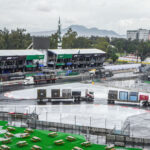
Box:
[0,0,150,34]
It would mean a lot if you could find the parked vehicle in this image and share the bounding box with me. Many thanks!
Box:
[24,74,56,85]
[37,89,94,103]
[89,68,113,78]
[108,90,150,106]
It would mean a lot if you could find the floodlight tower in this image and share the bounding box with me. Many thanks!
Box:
[57,17,62,49]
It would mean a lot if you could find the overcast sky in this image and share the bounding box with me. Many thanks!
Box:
[0,0,150,34]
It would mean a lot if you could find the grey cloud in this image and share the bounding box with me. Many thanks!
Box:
[0,0,150,34]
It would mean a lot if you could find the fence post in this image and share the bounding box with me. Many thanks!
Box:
[74,115,76,134]
[60,114,61,123]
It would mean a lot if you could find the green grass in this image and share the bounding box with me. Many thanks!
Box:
[0,121,142,150]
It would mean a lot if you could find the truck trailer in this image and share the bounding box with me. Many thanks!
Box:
[24,74,56,85]
[108,90,150,106]
[37,89,94,104]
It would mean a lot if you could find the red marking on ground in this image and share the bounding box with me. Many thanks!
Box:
[121,106,128,108]
[132,107,140,110]
[95,104,100,106]
[145,110,150,113]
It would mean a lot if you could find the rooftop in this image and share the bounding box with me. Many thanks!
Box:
[0,49,43,57]
[48,49,106,55]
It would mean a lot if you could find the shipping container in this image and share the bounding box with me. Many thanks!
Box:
[34,76,39,80]
[72,91,81,97]
[37,89,46,99]
[62,89,72,98]
[130,92,138,96]
[51,89,60,98]
[40,75,45,80]
[129,96,138,102]
[129,92,138,102]
[108,90,118,100]
[46,75,50,79]
[119,91,128,101]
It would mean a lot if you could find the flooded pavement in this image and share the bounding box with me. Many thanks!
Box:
[0,77,150,141]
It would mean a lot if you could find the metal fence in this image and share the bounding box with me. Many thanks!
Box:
[0,110,150,148]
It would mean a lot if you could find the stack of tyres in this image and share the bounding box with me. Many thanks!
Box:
[129,92,138,102]
[62,89,72,98]
[108,90,118,104]
[119,91,128,101]
[51,89,60,98]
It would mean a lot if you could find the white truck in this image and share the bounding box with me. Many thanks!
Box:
[24,75,56,85]
[0,75,56,87]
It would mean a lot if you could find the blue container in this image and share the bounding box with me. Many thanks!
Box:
[119,91,128,101]
[66,62,72,66]
[129,92,138,102]
[39,64,44,67]
[65,70,72,76]
[130,92,138,96]
[129,96,138,102]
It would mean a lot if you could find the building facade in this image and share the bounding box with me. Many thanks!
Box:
[127,30,138,41]
[138,29,150,41]
[48,49,106,70]
[0,50,44,74]
[127,29,150,41]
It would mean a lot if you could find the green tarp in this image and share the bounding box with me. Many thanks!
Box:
[57,54,72,59]
[56,63,65,66]
[26,55,44,60]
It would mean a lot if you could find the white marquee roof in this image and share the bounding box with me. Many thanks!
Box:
[0,49,43,57]
[48,49,106,55]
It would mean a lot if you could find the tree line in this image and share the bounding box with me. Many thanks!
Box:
[0,28,31,49]
[0,28,150,62]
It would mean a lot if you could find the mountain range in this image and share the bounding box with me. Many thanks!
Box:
[31,25,124,38]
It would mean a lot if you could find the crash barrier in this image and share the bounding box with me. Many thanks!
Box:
[106,134,150,146]
[0,84,25,93]
[0,111,38,122]
[27,119,113,135]
[27,120,150,147]
[104,64,141,71]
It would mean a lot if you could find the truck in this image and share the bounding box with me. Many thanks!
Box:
[0,73,25,88]
[108,90,150,106]
[37,89,94,104]
[24,74,56,85]
[89,68,113,79]
[0,72,56,87]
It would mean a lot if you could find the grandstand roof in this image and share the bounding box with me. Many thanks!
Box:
[0,49,43,56]
[48,49,105,55]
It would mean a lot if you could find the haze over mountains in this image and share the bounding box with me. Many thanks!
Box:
[31,25,124,38]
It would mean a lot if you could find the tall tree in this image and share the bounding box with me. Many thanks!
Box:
[62,28,77,48]
[0,28,31,49]
[93,37,109,51]
[49,32,58,49]
[73,37,91,48]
